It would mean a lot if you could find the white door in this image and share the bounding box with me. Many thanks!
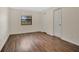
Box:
[53,8,62,37]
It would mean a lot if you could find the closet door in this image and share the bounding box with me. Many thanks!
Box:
[53,8,62,37]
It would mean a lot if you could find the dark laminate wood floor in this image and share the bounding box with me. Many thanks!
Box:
[1,32,79,52]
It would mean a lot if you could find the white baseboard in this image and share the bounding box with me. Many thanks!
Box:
[46,33,79,46]
[61,37,79,46]
[0,34,9,51]
[46,33,54,36]
[10,31,42,35]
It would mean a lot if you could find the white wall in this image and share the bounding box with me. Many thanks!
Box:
[42,7,79,45]
[41,8,54,35]
[62,8,79,45]
[9,8,42,34]
[0,7,9,50]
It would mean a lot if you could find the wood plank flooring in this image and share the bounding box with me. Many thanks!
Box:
[1,32,79,52]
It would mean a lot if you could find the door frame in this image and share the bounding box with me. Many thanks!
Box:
[53,8,63,37]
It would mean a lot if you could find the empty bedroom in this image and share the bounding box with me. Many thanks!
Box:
[0,7,79,52]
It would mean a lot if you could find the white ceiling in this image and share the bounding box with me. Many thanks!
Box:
[11,7,50,12]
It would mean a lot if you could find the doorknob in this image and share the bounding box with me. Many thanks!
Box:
[59,24,61,26]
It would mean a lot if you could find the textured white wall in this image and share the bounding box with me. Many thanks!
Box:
[9,8,42,34]
[42,7,79,45]
[62,8,79,45]
[0,7,9,50]
[41,8,54,35]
